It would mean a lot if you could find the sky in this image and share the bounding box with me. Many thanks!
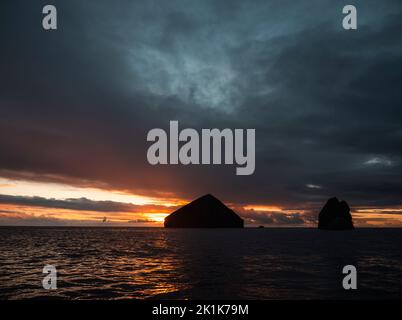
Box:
[0,0,402,227]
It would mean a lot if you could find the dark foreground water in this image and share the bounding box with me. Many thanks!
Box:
[0,227,401,300]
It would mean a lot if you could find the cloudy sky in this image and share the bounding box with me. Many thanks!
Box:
[1,0,402,226]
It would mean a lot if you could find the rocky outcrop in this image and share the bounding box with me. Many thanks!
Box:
[318,197,354,230]
[164,194,244,228]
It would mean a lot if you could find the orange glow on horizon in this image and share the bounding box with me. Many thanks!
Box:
[0,176,181,225]
[1,202,402,227]
[243,205,283,212]
[145,213,169,223]
[0,203,171,225]
[0,177,183,207]
[1,177,402,227]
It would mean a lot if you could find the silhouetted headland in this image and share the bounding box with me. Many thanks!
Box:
[164,194,244,228]
[318,197,354,230]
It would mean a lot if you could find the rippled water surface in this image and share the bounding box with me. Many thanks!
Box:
[0,227,401,299]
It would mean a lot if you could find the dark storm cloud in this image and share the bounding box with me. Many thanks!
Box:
[1,0,402,210]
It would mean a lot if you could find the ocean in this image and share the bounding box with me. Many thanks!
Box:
[0,227,401,300]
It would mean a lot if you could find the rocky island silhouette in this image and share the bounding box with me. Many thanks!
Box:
[164,194,354,229]
[164,194,244,228]
[318,197,354,230]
